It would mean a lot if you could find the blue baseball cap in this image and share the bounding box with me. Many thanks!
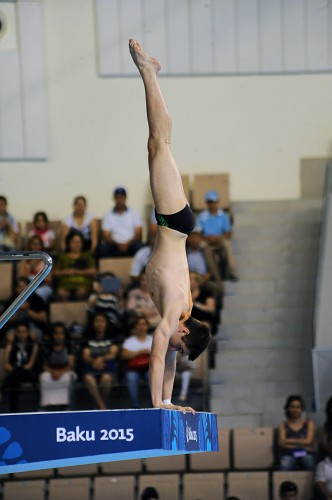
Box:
[205,190,220,202]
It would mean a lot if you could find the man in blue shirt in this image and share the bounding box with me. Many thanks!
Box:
[197,190,238,281]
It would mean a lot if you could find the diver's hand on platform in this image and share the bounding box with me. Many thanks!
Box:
[159,403,195,415]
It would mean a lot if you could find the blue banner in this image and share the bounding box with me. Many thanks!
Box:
[0,409,218,474]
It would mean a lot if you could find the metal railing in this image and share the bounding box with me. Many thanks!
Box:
[0,251,52,329]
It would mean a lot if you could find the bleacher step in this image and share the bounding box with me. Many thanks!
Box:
[222,306,312,325]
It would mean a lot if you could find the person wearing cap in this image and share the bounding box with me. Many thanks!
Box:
[100,186,143,257]
[196,190,238,281]
[279,481,298,500]
[128,39,211,414]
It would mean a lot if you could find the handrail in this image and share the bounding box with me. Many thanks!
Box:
[0,251,52,329]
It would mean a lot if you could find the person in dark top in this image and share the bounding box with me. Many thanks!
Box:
[39,322,76,410]
[190,271,217,332]
[278,394,316,470]
[2,276,48,344]
[82,312,119,410]
[2,322,39,412]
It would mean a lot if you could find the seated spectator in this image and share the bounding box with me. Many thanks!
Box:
[279,481,298,500]
[175,351,195,403]
[186,229,223,290]
[141,487,159,500]
[100,186,142,257]
[54,232,96,301]
[323,396,332,455]
[82,312,119,410]
[19,235,54,303]
[190,272,218,333]
[126,272,160,330]
[121,315,152,408]
[39,322,77,410]
[2,322,39,413]
[0,195,19,251]
[196,190,238,281]
[2,277,48,343]
[130,234,155,282]
[28,211,57,256]
[277,394,316,471]
[61,195,98,253]
[87,272,124,339]
[314,435,332,499]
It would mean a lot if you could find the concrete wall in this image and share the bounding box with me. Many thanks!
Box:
[1,0,332,228]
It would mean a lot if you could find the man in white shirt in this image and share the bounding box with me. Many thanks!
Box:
[101,186,142,257]
[314,435,332,499]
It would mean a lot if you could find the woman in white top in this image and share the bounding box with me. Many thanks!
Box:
[121,315,152,408]
[61,196,98,253]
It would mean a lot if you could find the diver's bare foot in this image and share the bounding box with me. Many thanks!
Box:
[129,38,161,75]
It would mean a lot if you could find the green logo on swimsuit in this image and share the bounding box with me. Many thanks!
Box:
[157,214,169,227]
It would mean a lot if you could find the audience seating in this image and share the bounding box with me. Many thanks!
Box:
[57,463,97,476]
[49,301,87,326]
[144,454,186,472]
[94,475,135,500]
[138,473,180,499]
[272,471,314,500]
[181,174,190,202]
[98,256,133,285]
[101,458,142,474]
[12,468,54,479]
[0,262,13,302]
[48,477,90,500]
[191,173,230,210]
[183,472,224,500]
[2,479,45,500]
[190,428,230,471]
[233,426,274,469]
[227,471,270,500]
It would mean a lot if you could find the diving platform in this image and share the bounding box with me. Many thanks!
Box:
[0,408,218,474]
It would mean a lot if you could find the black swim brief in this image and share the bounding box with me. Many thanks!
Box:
[155,204,195,235]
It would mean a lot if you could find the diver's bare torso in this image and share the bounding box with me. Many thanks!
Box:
[145,225,191,320]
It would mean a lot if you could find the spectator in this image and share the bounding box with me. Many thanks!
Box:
[82,312,119,410]
[314,435,332,499]
[186,229,220,283]
[54,232,96,301]
[196,190,238,281]
[121,315,152,408]
[190,272,218,333]
[2,322,39,413]
[130,234,155,282]
[2,276,48,342]
[141,487,159,500]
[28,211,57,256]
[277,395,316,471]
[0,195,19,251]
[323,396,332,455]
[126,272,160,330]
[39,322,76,411]
[279,481,298,499]
[100,186,142,257]
[87,272,124,339]
[61,196,98,253]
[18,235,54,303]
[175,351,195,403]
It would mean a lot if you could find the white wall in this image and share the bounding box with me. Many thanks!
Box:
[1,0,332,228]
